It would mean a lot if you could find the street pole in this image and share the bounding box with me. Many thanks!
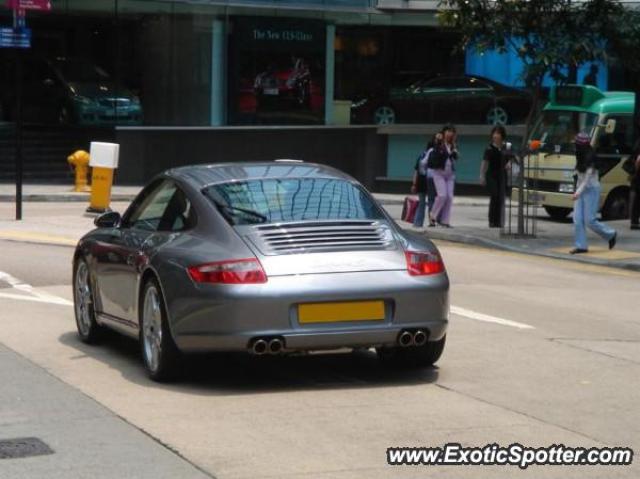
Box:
[13,8,24,221]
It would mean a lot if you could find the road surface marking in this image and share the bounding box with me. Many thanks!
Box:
[0,271,72,306]
[0,292,72,306]
[0,231,77,247]
[451,305,534,330]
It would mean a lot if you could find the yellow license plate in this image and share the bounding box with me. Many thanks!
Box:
[298,301,385,324]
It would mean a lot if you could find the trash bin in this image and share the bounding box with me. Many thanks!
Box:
[332,100,352,125]
[88,142,119,213]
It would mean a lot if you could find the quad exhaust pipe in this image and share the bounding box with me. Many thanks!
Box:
[414,330,427,346]
[398,331,414,347]
[251,339,268,355]
[250,337,284,355]
[268,338,283,354]
[398,329,428,347]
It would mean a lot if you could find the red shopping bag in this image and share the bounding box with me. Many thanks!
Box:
[401,196,418,223]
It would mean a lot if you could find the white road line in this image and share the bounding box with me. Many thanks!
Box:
[0,271,73,306]
[0,292,72,306]
[451,305,535,330]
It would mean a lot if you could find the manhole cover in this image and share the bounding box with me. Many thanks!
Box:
[0,437,53,459]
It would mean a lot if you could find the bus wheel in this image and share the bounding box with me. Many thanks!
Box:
[544,206,571,221]
[602,188,630,220]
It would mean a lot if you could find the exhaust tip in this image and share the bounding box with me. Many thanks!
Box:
[398,331,413,347]
[268,338,283,354]
[414,330,427,346]
[252,339,268,355]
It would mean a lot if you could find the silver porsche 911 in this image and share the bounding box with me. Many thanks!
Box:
[73,161,449,381]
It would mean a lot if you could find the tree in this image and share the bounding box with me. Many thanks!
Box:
[437,0,639,137]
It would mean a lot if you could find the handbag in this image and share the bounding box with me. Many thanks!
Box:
[401,196,419,223]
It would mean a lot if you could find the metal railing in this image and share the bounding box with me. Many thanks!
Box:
[501,149,539,238]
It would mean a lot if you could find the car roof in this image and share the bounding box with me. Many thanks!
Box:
[167,161,356,189]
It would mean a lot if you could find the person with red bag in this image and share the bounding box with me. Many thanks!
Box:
[411,134,439,228]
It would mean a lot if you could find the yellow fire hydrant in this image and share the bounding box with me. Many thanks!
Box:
[67,150,91,192]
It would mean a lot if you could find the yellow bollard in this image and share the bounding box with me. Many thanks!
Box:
[67,150,91,192]
[88,142,120,213]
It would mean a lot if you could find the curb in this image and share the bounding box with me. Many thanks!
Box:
[402,225,640,273]
[0,193,488,206]
[376,198,489,207]
[0,194,137,203]
[0,231,77,247]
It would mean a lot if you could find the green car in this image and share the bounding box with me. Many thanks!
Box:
[352,75,531,125]
[0,55,143,126]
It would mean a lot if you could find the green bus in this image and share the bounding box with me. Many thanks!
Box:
[517,85,634,220]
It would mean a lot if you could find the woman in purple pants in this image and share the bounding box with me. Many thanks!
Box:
[429,125,458,227]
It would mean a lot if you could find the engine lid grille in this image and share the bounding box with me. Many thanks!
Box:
[247,220,396,255]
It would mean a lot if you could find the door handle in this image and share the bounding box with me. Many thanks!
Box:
[126,254,136,266]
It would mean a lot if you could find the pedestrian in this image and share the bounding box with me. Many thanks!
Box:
[411,134,438,228]
[570,132,617,254]
[429,125,458,227]
[479,125,513,228]
[626,140,640,230]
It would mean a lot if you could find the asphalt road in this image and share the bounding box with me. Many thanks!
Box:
[0,238,638,479]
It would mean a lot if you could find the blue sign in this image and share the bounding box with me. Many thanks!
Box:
[0,27,31,48]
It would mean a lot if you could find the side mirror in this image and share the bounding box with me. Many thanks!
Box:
[94,211,121,228]
[605,118,617,134]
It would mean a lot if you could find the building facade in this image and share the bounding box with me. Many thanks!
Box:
[0,0,625,186]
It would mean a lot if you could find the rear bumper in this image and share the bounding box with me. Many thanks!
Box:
[175,320,448,353]
[165,270,449,353]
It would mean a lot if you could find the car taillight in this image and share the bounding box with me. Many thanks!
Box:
[187,258,267,284]
[405,251,445,276]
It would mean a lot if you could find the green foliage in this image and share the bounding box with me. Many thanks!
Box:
[438,0,639,88]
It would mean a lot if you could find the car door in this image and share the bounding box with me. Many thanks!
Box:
[416,77,460,123]
[94,179,180,324]
[596,114,633,178]
[459,77,495,123]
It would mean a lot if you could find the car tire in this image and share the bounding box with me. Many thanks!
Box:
[544,206,572,221]
[373,105,396,125]
[73,258,103,344]
[377,335,446,368]
[486,105,509,125]
[140,277,182,382]
[602,188,630,220]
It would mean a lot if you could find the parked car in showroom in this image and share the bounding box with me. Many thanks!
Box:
[351,75,531,125]
[73,161,449,381]
[0,55,142,126]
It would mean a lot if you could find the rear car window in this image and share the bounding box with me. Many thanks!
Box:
[203,178,385,225]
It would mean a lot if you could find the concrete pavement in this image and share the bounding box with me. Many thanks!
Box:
[0,343,211,479]
[0,239,638,478]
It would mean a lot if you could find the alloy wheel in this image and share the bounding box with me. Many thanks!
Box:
[374,106,396,125]
[142,285,163,374]
[74,261,93,337]
[486,106,508,125]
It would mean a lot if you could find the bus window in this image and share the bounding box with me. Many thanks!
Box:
[530,110,598,154]
[596,115,633,155]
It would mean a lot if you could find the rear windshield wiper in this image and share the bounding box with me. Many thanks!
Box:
[214,202,268,224]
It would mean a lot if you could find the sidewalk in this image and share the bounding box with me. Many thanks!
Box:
[0,183,140,203]
[0,184,638,272]
[384,201,640,272]
[0,184,489,207]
